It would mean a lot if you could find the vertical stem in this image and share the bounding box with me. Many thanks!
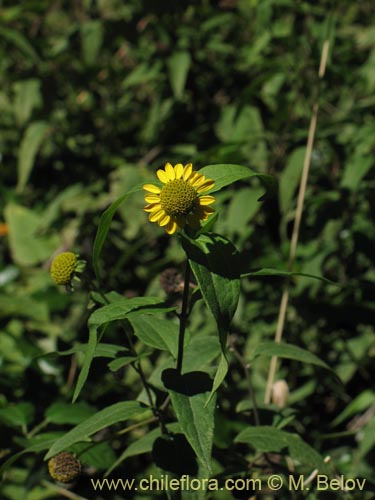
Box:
[176,261,191,374]
[229,338,260,426]
[264,31,331,403]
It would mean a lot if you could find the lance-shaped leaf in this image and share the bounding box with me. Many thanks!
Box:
[199,164,277,198]
[180,232,240,398]
[162,369,216,475]
[73,297,174,402]
[45,401,149,460]
[235,426,330,474]
[92,184,143,281]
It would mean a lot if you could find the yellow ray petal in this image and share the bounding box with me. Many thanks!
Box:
[188,172,200,184]
[198,195,215,205]
[144,194,161,203]
[144,203,161,212]
[157,169,169,183]
[165,162,175,180]
[197,179,215,193]
[149,209,165,222]
[183,163,193,180]
[159,214,171,226]
[143,184,161,193]
[174,163,184,179]
[165,220,178,234]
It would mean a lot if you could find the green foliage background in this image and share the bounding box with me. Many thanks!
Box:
[0,0,374,499]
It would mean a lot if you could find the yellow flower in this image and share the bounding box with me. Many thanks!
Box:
[48,452,81,483]
[143,163,215,235]
[50,252,78,285]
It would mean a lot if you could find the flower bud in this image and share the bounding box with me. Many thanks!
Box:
[272,379,289,408]
[50,252,78,285]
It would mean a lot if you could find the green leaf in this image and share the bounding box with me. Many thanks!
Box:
[210,353,228,401]
[331,390,375,428]
[80,20,103,66]
[235,426,330,473]
[279,147,305,214]
[250,341,333,372]
[181,232,240,399]
[72,441,116,470]
[241,267,341,286]
[73,297,171,402]
[162,369,216,474]
[199,164,276,196]
[88,297,174,329]
[0,294,49,322]
[0,403,34,428]
[45,402,97,425]
[105,422,180,475]
[4,203,59,266]
[17,121,49,193]
[181,232,240,347]
[13,79,42,126]
[167,51,191,99]
[108,353,150,372]
[0,26,39,61]
[45,401,150,460]
[0,433,63,476]
[129,315,189,358]
[341,156,374,190]
[92,184,143,281]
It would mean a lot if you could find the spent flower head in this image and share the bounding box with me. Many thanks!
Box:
[143,163,215,235]
[48,452,81,483]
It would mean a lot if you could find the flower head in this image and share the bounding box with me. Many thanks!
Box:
[143,163,215,234]
[48,452,81,483]
[50,252,78,285]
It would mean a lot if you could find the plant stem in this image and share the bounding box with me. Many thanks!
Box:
[229,337,260,426]
[176,261,191,374]
[264,28,332,404]
[88,279,157,415]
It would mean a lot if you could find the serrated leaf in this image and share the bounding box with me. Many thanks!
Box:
[92,184,143,281]
[45,401,150,460]
[162,369,215,475]
[199,164,276,196]
[235,426,330,473]
[250,341,333,372]
[17,121,49,193]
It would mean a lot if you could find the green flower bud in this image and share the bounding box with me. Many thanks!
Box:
[50,252,78,285]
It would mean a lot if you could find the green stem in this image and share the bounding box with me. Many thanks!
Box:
[90,280,157,414]
[176,261,191,374]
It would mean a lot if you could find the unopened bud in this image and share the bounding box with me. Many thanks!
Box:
[272,379,289,408]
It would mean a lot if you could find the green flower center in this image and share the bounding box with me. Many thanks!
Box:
[160,179,198,216]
